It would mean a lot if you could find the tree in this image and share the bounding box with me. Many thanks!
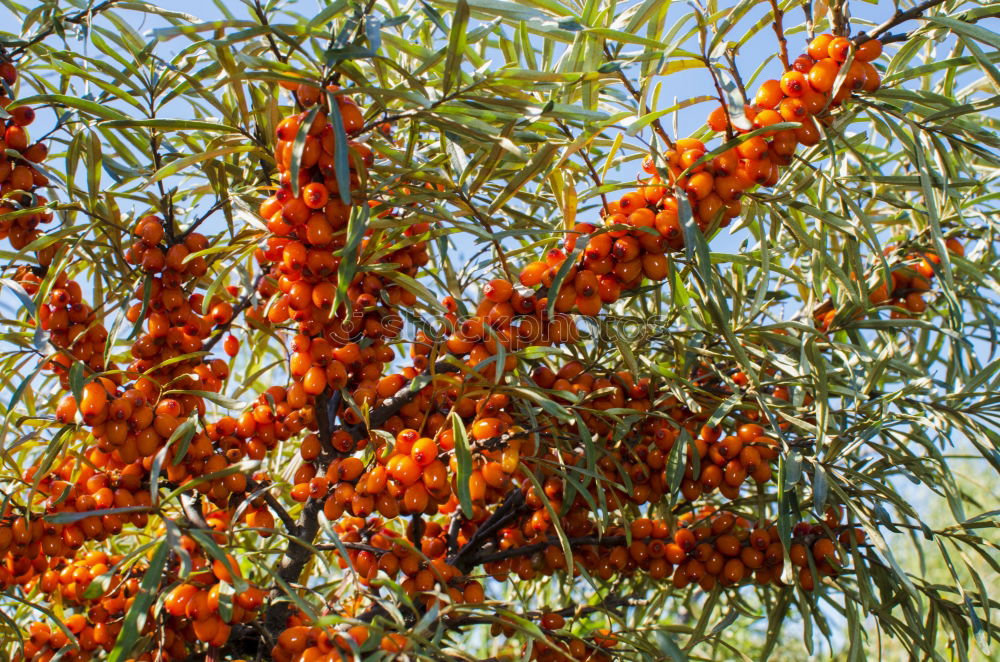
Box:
[0,0,998,660]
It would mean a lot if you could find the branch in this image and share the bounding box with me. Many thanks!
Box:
[446,594,643,629]
[179,197,230,241]
[6,1,121,57]
[251,0,285,63]
[368,359,460,429]
[830,0,849,37]
[261,386,331,637]
[448,489,526,572]
[602,45,674,150]
[768,0,790,71]
[854,0,952,44]
[260,360,458,639]
[246,477,299,536]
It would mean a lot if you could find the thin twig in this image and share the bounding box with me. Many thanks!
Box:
[854,0,952,44]
[723,49,749,108]
[179,197,230,241]
[556,120,609,213]
[246,477,299,535]
[251,0,285,63]
[768,0,791,71]
[448,489,526,572]
[602,45,674,150]
[7,1,120,57]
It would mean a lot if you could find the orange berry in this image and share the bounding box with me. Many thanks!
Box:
[855,38,883,62]
[827,36,852,62]
[807,34,834,60]
[780,71,808,97]
[707,105,729,132]
[754,80,783,110]
[540,612,565,630]
[484,279,514,303]
[808,59,840,93]
[387,454,421,486]
[410,437,438,466]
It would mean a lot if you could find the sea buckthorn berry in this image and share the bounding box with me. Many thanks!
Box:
[11,105,35,127]
[673,528,696,552]
[707,105,729,132]
[780,71,808,97]
[755,80,783,110]
[618,192,646,214]
[859,62,881,92]
[411,437,438,466]
[520,261,548,287]
[737,135,768,160]
[778,97,807,122]
[793,54,814,73]
[297,83,321,106]
[484,279,514,303]
[800,89,827,115]
[754,109,782,132]
[807,34,834,60]
[680,149,705,172]
[0,61,16,85]
[796,121,821,146]
[827,36,852,62]
[302,182,329,209]
[855,38,883,62]
[808,58,840,93]
[540,613,565,630]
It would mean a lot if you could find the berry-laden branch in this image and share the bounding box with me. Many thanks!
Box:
[201,275,262,353]
[262,388,340,637]
[448,489,526,572]
[0,4,990,661]
[261,358,459,640]
[368,359,461,429]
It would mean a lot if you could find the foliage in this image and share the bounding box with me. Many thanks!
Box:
[0,0,998,661]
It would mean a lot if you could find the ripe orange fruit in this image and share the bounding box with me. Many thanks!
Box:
[807,34,834,60]
[855,38,882,62]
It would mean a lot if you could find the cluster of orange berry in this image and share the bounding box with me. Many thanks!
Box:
[19,532,266,662]
[6,451,149,565]
[485,509,863,659]
[160,537,266,647]
[815,237,964,330]
[252,82,434,440]
[332,516,486,606]
[0,25,897,660]
[0,60,54,255]
[510,617,618,662]
[504,35,884,324]
[270,620,372,662]
[21,269,113,376]
[0,57,263,657]
[20,551,142,660]
[524,365,778,500]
